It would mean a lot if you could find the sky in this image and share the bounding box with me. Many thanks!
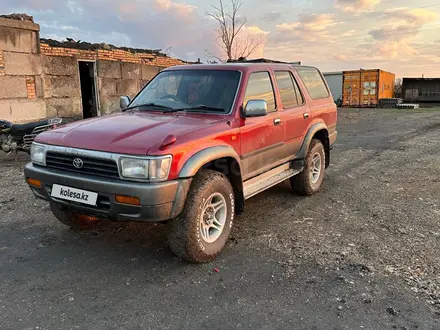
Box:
[3,0,440,77]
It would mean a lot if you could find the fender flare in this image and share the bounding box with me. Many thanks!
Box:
[296,123,329,160]
[178,145,242,178]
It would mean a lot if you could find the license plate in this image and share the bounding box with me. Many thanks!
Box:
[51,184,98,206]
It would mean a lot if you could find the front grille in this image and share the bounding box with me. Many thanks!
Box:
[45,152,119,179]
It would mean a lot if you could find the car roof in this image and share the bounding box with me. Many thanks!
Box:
[162,63,317,72]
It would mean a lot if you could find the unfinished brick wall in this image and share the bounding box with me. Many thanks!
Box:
[40,43,184,67]
[0,17,46,122]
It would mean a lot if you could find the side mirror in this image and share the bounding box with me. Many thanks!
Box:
[120,96,131,110]
[243,100,268,117]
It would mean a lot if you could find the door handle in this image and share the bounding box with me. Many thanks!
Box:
[303,113,310,119]
[274,118,281,125]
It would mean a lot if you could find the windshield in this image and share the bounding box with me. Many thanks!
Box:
[129,69,241,113]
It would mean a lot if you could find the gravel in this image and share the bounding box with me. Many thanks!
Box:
[0,107,440,329]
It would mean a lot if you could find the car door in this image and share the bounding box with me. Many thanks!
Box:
[240,71,285,180]
[274,70,311,157]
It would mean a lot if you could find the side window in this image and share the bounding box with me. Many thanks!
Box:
[296,67,329,100]
[275,71,304,108]
[293,77,304,104]
[243,72,276,112]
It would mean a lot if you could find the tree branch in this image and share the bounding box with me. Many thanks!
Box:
[206,0,261,61]
[205,49,224,62]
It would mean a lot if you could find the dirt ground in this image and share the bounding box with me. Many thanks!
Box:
[1,107,440,330]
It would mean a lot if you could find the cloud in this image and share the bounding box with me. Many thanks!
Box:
[263,13,340,63]
[246,26,269,35]
[334,0,380,13]
[276,13,335,32]
[39,21,80,31]
[154,0,196,16]
[382,7,437,26]
[118,0,196,23]
[65,0,83,15]
[275,13,336,41]
[333,53,348,62]
[239,26,269,58]
[368,8,437,58]
[260,12,282,22]
[7,0,58,9]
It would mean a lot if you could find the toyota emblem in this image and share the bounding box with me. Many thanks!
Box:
[73,158,84,169]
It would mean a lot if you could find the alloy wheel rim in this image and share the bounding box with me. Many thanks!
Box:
[199,193,227,244]
[310,153,322,184]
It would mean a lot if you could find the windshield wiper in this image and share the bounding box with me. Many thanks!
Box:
[126,103,172,111]
[165,105,225,113]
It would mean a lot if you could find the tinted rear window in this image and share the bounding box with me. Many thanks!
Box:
[296,67,329,100]
[275,71,304,108]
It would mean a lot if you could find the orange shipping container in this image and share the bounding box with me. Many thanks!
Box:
[342,69,395,107]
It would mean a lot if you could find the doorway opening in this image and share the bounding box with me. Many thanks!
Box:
[78,61,99,119]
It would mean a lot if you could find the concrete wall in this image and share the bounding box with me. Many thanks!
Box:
[97,61,160,114]
[0,17,46,122]
[42,56,81,118]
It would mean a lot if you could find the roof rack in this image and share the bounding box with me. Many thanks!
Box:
[227,58,301,65]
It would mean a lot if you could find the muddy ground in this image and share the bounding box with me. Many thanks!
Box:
[1,108,440,330]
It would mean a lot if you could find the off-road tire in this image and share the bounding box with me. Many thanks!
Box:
[50,203,102,230]
[168,169,235,263]
[291,139,326,196]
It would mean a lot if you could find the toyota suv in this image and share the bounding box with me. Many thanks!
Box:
[25,63,337,263]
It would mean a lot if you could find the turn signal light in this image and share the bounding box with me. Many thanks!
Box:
[115,195,140,206]
[27,178,42,188]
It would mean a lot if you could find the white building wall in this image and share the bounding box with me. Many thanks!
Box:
[323,72,343,102]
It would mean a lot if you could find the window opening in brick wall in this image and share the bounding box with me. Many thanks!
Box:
[78,61,98,118]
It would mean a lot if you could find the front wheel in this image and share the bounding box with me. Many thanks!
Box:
[291,139,326,196]
[168,169,234,263]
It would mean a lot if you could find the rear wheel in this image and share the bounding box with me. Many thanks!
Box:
[168,169,234,263]
[50,203,102,230]
[291,139,326,196]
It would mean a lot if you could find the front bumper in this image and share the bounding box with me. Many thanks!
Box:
[24,163,192,222]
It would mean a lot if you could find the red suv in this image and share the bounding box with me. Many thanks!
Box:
[25,63,337,263]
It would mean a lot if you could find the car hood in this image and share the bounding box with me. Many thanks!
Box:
[36,111,224,155]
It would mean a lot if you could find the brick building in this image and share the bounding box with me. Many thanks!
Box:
[0,15,187,122]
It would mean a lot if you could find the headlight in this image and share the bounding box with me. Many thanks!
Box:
[120,158,149,179]
[119,156,172,181]
[31,143,46,165]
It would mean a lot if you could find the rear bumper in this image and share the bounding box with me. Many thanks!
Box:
[24,163,192,222]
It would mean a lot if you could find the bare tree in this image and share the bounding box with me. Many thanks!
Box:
[206,0,263,62]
